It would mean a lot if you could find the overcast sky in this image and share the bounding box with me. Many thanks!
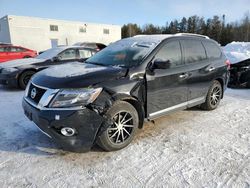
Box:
[0,0,249,26]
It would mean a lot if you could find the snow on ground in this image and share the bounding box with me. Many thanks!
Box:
[223,42,250,64]
[0,86,249,187]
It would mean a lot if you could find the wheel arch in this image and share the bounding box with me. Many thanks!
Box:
[17,69,37,87]
[18,68,37,79]
[214,77,224,99]
[112,94,145,129]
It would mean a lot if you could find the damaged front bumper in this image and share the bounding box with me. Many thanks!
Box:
[22,98,105,152]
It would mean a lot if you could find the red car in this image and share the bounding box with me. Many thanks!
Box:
[0,45,37,63]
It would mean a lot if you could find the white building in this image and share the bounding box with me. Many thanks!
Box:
[0,15,121,51]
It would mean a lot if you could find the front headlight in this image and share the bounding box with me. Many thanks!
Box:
[50,88,102,108]
[2,67,18,74]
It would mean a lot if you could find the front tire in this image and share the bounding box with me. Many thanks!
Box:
[97,101,139,151]
[18,71,35,90]
[200,80,222,110]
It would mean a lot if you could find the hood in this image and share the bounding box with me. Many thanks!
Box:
[32,62,127,89]
[0,58,45,68]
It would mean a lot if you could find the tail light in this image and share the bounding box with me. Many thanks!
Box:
[225,59,231,70]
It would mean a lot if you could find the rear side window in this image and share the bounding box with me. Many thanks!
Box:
[181,40,206,64]
[154,41,182,68]
[16,47,25,52]
[203,41,222,59]
[10,47,18,52]
[0,47,4,52]
[4,47,10,52]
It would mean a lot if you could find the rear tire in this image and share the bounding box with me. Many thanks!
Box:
[97,101,139,151]
[18,71,35,90]
[200,80,222,110]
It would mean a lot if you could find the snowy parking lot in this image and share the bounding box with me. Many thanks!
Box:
[0,85,249,187]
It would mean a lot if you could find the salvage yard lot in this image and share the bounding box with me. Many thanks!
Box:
[0,86,249,187]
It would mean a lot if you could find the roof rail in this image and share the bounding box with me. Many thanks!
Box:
[174,33,210,39]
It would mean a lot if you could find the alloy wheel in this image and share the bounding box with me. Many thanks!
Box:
[107,111,134,144]
[210,86,221,106]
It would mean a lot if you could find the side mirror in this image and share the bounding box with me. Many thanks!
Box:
[52,56,62,62]
[52,56,59,62]
[153,59,171,69]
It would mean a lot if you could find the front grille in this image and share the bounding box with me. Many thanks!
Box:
[27,83,47,104]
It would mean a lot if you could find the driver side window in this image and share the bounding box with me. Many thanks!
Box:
[154,41,182,68]
[58,49,77,60]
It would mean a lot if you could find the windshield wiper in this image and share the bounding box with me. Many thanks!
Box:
[85,61,128,68]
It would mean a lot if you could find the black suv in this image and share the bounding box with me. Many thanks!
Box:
[22,34,229,152]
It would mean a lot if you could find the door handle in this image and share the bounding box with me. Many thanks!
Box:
[179,73,189,78]
[208,67,215,72]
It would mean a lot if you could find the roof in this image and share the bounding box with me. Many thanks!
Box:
[55,45,96,50]
[133,34,173,41]
[223,42,250,64]
[3,15,121,28]
[120,33,210,49]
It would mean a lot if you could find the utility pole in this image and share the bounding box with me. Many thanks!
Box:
[129,24,132,37]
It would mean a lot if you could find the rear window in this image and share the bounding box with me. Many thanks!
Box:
[203,41,222,59]
[181,40,207,64]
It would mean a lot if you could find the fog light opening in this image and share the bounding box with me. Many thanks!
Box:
[61,127,76,137]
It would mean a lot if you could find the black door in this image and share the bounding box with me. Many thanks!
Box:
[180,39,216,103]
[146,40,188,117]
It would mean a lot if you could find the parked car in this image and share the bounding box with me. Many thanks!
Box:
[0,45,37,63]
[73,42,107,51]
[228,58,250,88]
[223,42,250,88]
[0,46,97,89]
[22,34,229,152]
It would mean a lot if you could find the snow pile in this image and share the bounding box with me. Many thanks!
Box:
[223,42,250,64]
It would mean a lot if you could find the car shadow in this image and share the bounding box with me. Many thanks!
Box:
[185,106,202,111]
[0,123,106,157]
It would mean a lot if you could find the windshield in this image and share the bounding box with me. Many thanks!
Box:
[85,39,157,68]
[37,48,65,59]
